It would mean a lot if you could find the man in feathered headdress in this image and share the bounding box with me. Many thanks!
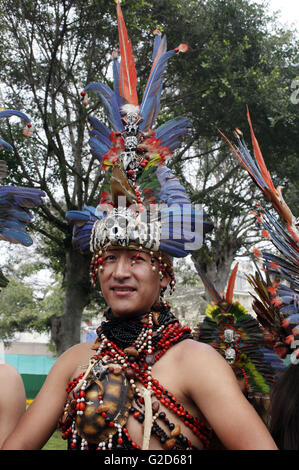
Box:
[220,111,299,449]
[2,2,277,451]
[194,263,286,441]
[0,109,45,447]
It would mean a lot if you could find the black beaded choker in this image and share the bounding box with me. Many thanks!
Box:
[96,305,187,350]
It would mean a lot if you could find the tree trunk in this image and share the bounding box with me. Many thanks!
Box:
[191,237,241,302]
[50,248,92,356]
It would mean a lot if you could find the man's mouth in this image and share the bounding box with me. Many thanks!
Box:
[110,285,136,295]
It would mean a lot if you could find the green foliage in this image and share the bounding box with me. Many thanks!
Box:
[42,430,67,450]
[173,258,203,288]
[0,279,42,341]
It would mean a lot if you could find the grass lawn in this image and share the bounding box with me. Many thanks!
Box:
[42,430,67,450]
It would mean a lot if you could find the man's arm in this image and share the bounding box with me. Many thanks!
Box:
[0,363,26,447]
[182,340,277,450]
[1,343,87,450]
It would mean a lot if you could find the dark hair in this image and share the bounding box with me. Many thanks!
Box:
[270,364,299,450]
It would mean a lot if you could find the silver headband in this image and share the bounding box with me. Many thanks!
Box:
[90,207,161,253]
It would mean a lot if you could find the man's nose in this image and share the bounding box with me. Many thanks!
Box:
[112,256,131,280]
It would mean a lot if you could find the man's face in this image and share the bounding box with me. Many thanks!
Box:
[98,248,169,318]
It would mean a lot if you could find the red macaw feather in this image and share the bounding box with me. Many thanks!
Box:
[115,1,138,106]
[225,262,239,303]
[246,107,276,193]
[218,128,259,185]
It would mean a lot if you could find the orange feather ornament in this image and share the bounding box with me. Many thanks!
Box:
[225,262,239,303]
[115,1,138,106]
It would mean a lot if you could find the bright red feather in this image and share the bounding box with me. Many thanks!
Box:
[225,262,239,303]
[115,1,138,106]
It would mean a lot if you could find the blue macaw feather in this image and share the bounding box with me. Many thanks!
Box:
[263,210,296,247]
[284,313,299,324]
[0,109,31,153]
[0,218,28,231]
[259,348,286,372]
[72,223,95,252]
[279,271,299,290]
[66,206,99,223]
[0,139,13,151]
[112,56,121,106]
[0,186,45,208]
[235,137,267,190]
[150,84,163,128]
[138,96,156,132]
[88,135,110,162]
[0,186,44,246]
[160,133,188,152]
[84,82,124,132]
[280,304,299,315]
[152,33,167,62]
[159,124,189,142]
[155,116,190,139]
[88,116,112,141]
[262,221,299,264]
[0,109,31,123]
[139,50,176,132]
[143,34,167,127]
[279,295,297,304]
[156,166,190,205]
[160,206,209,257]
[66,206,104,253]
[89,129,111,150]
[263,254,299,279]
[262,220,299,265]
[277,285,299,297]
[66,211,91,223]
[112,57,127,110]
[156,167,213,257]
[159,240,188,258]
[0,206,32,223]
[155,117,190,151]
[0,227,33,246]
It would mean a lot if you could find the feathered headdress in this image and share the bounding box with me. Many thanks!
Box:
[0,109,45,247]
[67,1,213,271]
[194,264,285,394]
[220,108,299,365]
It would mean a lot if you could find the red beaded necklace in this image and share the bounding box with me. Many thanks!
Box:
[60,310,212,450]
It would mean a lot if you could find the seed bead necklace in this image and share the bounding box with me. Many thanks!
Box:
[60,307,212,450]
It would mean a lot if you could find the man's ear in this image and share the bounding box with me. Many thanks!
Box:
[160,271,170,289]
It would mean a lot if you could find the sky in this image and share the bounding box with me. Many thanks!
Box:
[255,0,299,29]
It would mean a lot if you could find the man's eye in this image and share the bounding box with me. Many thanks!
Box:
[104,255,116,261]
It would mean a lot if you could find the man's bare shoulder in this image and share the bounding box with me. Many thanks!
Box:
[0,363,23,388]
[48,341,94,380]
[174,338,233,379]
[59,341,94,358]
[175,338,225,362]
